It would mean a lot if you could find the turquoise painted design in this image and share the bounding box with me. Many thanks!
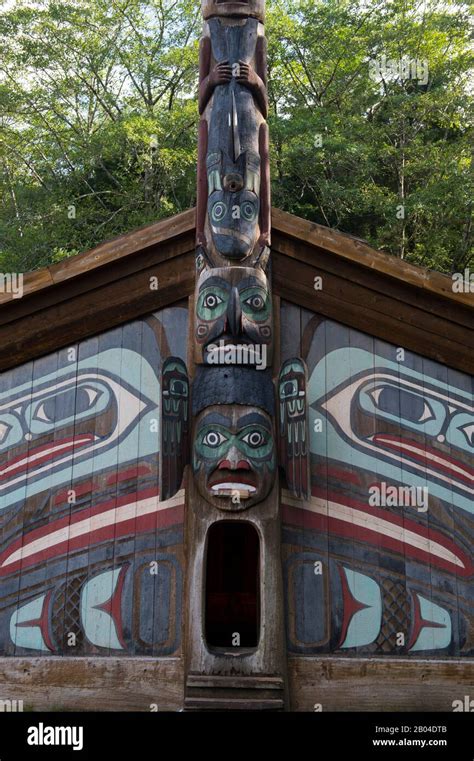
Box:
[340,567,382,648]
[0,348,159,512]
[308,347,473,514]
[10,594,51,652]
[80,568,125,650]
[410,594,452,652]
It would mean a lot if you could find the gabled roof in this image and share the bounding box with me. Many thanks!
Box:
[0,208,472,374]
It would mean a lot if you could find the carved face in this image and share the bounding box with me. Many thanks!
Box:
[193,405,275,510]
[201,0,265,22]
[207,150,261,260]
[194,267,272,366]
[208,189,260,260]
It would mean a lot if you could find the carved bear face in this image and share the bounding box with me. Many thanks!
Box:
[194,266,272,366]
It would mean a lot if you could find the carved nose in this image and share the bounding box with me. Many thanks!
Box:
[218,457,250,471]
[227,286,242,337]
[223,173,244,192]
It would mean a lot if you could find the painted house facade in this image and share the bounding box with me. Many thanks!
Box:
[0,207,472,711]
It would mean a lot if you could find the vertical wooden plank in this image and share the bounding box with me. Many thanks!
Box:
[0,359,34,655]
[446,364,472,656]
[60,334,99,657]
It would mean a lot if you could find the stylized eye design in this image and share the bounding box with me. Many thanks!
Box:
[368,386,434,424]
[459,422,474,447]
[211,202,227,222]
[241,430,265,448]
[203,430,227,448]
[244,294,264,311]
[203,293,224,310]
[33,386,102,424]
[169,379,188,398]
[241,201,257,221]
[280,379,298,400]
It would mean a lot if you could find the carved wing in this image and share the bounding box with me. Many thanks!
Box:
[277,358,310,500]
[159,357,190,501]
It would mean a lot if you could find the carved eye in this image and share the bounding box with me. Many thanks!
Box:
[211,202,227,222]
[169,379,188,398]
[241,430,265,448]
[280,380,298,400]
[203,430,227,448]
[241,201,257,221]
[203,293,224,310]
[244,294,264,311]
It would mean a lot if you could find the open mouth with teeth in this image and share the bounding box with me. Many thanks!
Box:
[208,468,257,499]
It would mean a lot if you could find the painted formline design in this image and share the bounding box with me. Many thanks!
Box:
[281,489,472,577]
[0,489,185,576]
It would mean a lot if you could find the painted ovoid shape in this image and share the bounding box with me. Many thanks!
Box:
[194,266,272,366]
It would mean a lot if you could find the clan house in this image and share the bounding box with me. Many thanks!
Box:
[0,0,472,712]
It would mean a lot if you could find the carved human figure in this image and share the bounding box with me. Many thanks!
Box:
[192,366,275,510]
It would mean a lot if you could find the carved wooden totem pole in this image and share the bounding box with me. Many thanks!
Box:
[160,0,310,710]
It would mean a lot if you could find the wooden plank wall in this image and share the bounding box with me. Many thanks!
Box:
[0,306,188,659]
[280,304,473,664]
[0,657,183,711]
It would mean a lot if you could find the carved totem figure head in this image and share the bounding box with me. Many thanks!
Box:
[192,367,275,510]
[201,0,265,22]
[207,150,261,261]
[194,265,272,366]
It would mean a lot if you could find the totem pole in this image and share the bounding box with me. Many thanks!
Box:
[160,0,310,708]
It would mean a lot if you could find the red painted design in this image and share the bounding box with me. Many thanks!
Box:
[0,488,184,577]
[96,564,128,649]
[54,481,96,505]
[106,466,151,486]
[407,591,446,651]
[337,566,370,647]
[0,435,96,482]
[16,589,55,652]
[281,488,473,578]
[372,434,474,486]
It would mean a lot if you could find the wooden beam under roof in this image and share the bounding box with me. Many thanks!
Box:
[0,207,472,374]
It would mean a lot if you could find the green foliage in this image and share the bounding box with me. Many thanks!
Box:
[0,0,472,274]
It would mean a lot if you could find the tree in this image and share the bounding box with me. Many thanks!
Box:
[0,0,472,275]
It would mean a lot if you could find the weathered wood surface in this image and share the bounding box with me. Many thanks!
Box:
[272,207,474,309]
[272,249,473,374]
[0,655,470,712]
[0,657,184,711]
[0,207,471,374]
[288,657,474,712]
[0,209,195,306]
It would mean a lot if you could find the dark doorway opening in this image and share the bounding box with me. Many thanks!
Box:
[205,522,260,649]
